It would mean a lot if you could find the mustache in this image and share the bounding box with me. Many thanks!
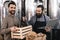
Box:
[12,10,15,11]
[10,10,15,13]
[9,10,15,14]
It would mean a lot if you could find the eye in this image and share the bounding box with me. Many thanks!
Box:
[36,10,40,12]
[11,7,13,9]
[14,7,16,9]
[11,7,13,8]
[38,10,40,12]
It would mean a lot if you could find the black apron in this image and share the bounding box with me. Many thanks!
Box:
[33,15,46,33]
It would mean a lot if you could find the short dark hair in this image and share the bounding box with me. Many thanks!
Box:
[37,5,44,11]
[8,1,16,7]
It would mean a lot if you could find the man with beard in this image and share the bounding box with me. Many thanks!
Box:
[1,1,19,40]
[28,5,51,40]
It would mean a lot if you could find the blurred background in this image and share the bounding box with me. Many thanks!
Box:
[0,0,60,24]
[0,0,60,40]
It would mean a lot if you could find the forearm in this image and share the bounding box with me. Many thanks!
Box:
[1,28,11,34]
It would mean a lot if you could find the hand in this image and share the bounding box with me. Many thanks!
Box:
[45,26,52,32]
[22,16,27,21]
[10,26,18,32]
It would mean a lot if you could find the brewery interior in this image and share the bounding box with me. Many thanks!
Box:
[0,0,60,40]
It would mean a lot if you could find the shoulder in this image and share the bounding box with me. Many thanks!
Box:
[3,15,8,20]
[45,15,50,18]
[2,16,8,23]
[14,16,18,19]
[14,16,19,21]
[44,14,50,21]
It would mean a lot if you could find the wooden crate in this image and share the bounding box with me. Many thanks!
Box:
[11,25,32,39]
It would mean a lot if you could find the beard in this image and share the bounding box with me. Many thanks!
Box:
[36,13,43,18]
[9,10,15,15]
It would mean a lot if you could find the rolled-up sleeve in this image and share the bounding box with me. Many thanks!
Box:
[1,18,11,34]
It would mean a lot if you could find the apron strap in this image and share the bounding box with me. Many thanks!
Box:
[44,15,46,24]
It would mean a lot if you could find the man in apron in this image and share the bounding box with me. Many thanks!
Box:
[28,5,51,40]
